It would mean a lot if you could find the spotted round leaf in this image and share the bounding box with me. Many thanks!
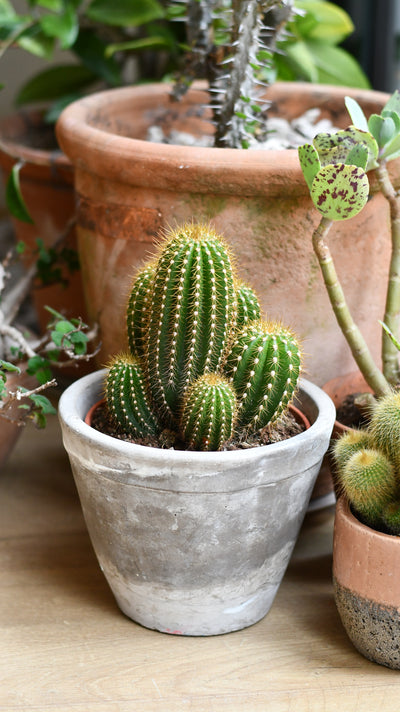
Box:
[310,164,369,221]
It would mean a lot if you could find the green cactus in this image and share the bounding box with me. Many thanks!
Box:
[333,388,400,533]
[223,320,302,431]
[180,373,237,451]
[106,355,160,438]
[235,282,261,329]
[338,449,396,526]
[333,428,373,472]
[369,391,400,476]
[105,222,302,450]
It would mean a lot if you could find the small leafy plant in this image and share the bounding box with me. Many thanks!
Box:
[298,90,400,398]
[0,249,98,428]
[105,223,302,451]
[333,391,400,534]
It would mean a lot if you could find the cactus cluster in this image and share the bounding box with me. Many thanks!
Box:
[105,223,302,451]
[333,391,400,534]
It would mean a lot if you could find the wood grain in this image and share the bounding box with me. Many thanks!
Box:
[1,417,399,712]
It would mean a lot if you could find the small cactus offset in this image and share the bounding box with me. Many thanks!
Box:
[105,222,302,451]
[223,320,301,431]
[333,390,400,534]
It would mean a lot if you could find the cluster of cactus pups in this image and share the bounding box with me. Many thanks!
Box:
[334,391,400,535]
[105,223,302,451]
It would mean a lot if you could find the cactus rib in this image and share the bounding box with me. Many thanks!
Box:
[106,355,160,438]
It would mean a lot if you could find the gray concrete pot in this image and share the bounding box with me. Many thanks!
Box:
[58,369,335,636]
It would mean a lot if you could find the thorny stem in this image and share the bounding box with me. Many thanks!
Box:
[312,216,391,397]
[375,161,400,386]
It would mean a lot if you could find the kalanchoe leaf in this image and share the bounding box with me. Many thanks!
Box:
[381,110,400,133]
[344,96,368,131]
[313,127,378,171]
[298,143,321,191]
[383,89,400,115]
[310,163,369,221]
[368,114,397,149]
[345,143,368,170]
[381,134,400,162]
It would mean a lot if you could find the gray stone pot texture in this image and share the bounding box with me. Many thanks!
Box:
[58,369,335,636]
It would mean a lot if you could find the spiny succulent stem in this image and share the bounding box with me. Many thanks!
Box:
[312,216,391,397]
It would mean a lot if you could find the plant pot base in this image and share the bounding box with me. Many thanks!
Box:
[112,555,289,636]
[333,577,400,669]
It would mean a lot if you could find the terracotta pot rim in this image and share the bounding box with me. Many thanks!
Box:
[56,82,392,197]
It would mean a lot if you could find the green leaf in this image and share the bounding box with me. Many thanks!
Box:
[345,144,368,170]
[381,133,400,162]
[16,64,97,105]
[27,355,53,384]
[383,90,400,115]
[313,128,378,171]
[105,34,170,58]
[73,29,122,86]
[85,0,164,27]
[5,163,34,224]
[17,29,55,59]
[40,6,79,49]
[29,393,57,414]
[368,114,396,148]
[304,41,370,89]
[0,360,21,374]
[298,143,320,191]
[310,163,369,221]
[0,0,17,21]
[380,321,400,352]
[282,41,318,83]
[344,96,368,132]
[295,0,354,44]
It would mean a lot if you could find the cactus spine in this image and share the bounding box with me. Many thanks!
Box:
[333,389,400,534]
[105,222,302,451]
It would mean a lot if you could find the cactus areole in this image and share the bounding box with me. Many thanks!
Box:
[105,223,302,451]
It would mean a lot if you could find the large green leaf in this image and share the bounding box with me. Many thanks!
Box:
[73,29,122,86]
[0,0,17,21]
[85,0,164,27]
[17,25,55,58]
[313,127,378,171]
[295,0,354,44]
[283,40,318,83]
[40,5,79,49]
[5,163,34,223]
[305,40,370,89]
[16,64,97,105]
[105,34,171,58]
[310,164,369,221]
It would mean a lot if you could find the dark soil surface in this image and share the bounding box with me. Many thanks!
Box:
[91,401,305,451]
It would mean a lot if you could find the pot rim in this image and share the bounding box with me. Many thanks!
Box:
[58,368,335,467]
[55,82,391,197]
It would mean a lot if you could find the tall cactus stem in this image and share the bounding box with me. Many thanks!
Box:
[145,224,237,422]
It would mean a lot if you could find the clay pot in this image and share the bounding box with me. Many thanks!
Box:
[59,370,335,636]
[0,110,87,331]
[0,367,37,471]
[56,82,398,384]
[333,496,400,669]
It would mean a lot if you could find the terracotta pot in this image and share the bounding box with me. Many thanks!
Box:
[0,110,87,331]
[333,495,400,669]
[59,370,335,635]
[56,82,398,384]
[0,367,37,471]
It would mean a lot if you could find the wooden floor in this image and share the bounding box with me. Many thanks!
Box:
[2,416,400,712]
